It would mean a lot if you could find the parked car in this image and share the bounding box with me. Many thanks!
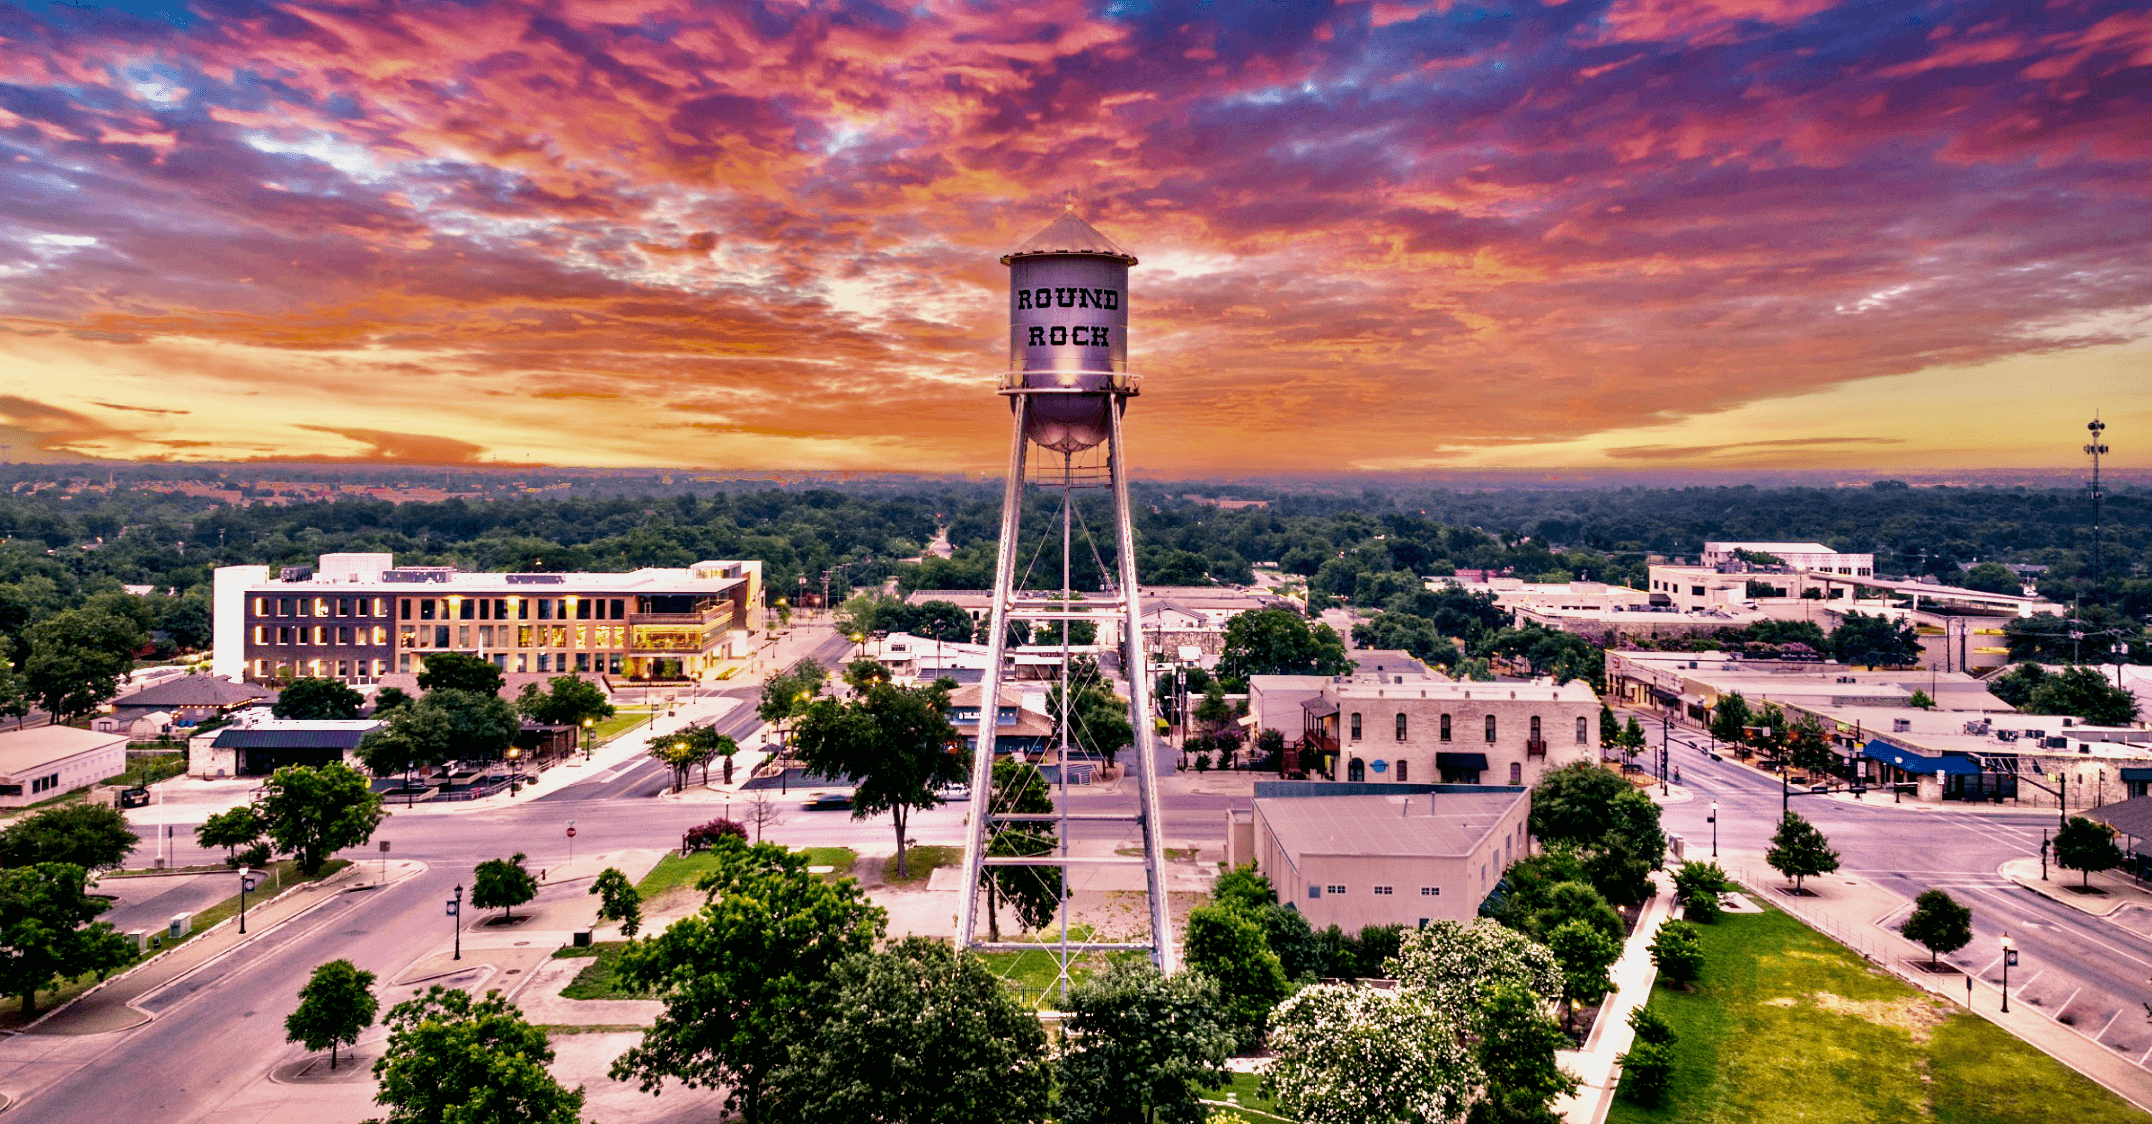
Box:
[935,782,970,802]
[802,792,853,811]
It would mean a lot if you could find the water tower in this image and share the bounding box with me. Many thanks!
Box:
[955,210,1176,976]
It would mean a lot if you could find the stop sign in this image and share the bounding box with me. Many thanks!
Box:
[565,826,578,839]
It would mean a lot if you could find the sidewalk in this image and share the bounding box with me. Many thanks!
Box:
[1556,870,1677,1124]
[1714,849,2152,1113]
[2002,856,2152,918]
[28,858,425,1036]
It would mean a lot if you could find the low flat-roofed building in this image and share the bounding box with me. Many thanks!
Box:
[0,727,127,805]
[1799,704,2152,809]
[188,716,383,779]
[1606,650,2009,718]
[1702,541,1873,574]
[1227,786,1531,931]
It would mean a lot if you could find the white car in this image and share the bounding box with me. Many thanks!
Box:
[935,783,971,802]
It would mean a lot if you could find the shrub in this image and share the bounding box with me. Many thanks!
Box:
[1649,920,1704,986]
[683,818,748,852]
[1673,860,1731,923]
[1617,1038,1676,1106]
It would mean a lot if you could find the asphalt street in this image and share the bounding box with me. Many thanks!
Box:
[1645,713,2152,1069]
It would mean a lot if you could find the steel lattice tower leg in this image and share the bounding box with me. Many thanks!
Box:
[955,393,1176,977]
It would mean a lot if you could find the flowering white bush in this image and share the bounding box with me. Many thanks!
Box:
[1265,984,1478,1124]
[1384,919,1562,1014]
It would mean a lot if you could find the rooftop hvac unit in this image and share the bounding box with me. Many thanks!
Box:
[1892,718,1912,733]
[2044,736,2068,750]
[1996,730,2019,742]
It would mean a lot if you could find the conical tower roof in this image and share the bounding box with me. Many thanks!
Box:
[1003,210,1137,265]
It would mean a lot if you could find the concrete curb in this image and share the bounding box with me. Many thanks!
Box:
[20,859,427,1035]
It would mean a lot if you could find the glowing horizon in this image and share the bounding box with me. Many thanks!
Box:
[3,1,2148,474]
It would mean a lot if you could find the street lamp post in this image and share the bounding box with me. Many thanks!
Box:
[448,885,463,960]
[2000,933,2018,1013]
[1709,799,1719,858]
[237,866,257,934]
[582,717,594,760]
[2040,830,2049,881]
[506,746,522,796]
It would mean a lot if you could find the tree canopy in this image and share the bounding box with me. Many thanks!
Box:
[372,985,583,1124]
[0,862,133,1014]
[1902,889,1972,968]
[286,958,378,1071]
[0,802,137,870]
[2053,816,2123,888]
[1765,810,1840,891]
[1214,607,1352,689]
[257,761,385,875]
[790,680,964,877]
[414,651,506,696]
[513,674,614,728]
[471,852,538,922]
[1055,961,1233,1124]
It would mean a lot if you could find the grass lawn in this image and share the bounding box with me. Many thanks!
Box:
[637,845,861,900]
[882,843,960,886]
[1205,1071,1290,1122]
[589,708,655,745]
[552,940,652,1000]
[797,846,859,878]
[1606,905,2146,1124]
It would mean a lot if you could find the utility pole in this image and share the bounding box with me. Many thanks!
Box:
[2086,414,2108,596]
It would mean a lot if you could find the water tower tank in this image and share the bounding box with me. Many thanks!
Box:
[1003,212,1136,454]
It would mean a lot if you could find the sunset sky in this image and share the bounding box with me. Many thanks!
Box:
[2,0,2147,475]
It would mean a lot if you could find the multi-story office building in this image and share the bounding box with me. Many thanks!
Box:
[213,553,761,686]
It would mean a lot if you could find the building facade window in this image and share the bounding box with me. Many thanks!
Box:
[1486,715,1498,742]
[1348,758,1365,782]
[1396,712,1408,741]
[1509,762,1522,785]
[1530,715,1541,740]
[1420,886,1440,896]
[1325,885,1347,895]
[1440,713,1451,741]
[1349,712,1362,741]
[1395,760,1408,782]
[1373,885,1393,895]
[1576,716,1589,743]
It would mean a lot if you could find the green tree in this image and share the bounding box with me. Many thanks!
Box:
[1765,810,1840,891]
[983,758,1061,941]
[0,862,133,1014]
[907,600,976,643]
[513,674,614,728]
[757,658,827,736]
[2053,816,2124,889]
[1385,919,1563,1012]
[1055,960,1234,1124]
[1215,607,1352,690]
[1351,612,1461,667]
[1047,676,1135,768]
[1192,682,1233,735]
[285,959,378,1071]
[1472,978,1579,1124]
[767,938,1050,1124]
[22,609,145,720]
[357,688,519,778]
[1707,691,1753,751]
[372,685,414,713]
[0,802,137,870]
[372,985,583,1124]
[472,852,538,923]
[790,681,964,878]
[611,838,887,1123]
[1987,663,2047,709]
[1266,983,1479,1124]
[1649,920,1704,986]
[1616,1036,1676,1107]
[1528,762,1631,846]
[1961,562,2023,596]
[196,804,267,866]
[0,659,29,728]
[273,676,365,720]
[2026,666,2142,727]
[1785,715,1835,775]
[257,761,385,875]
[1907,689,1937,710]
[1833,612,1922,668]
[1518,880,1623,945]
[414,651,505,696]
[1210,862,1276,915]
[590,866,642,939]
[842,657,890,690]
[1671,860,1730,922]
[1183,903,1291,1049]
[1546,920,1621,1030]
[1902,889,1973,968]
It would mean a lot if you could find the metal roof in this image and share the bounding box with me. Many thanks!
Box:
[0,726,127,775]
[1860,739,1981,776]
[1003,211,1137,265]
[213,728,371,750]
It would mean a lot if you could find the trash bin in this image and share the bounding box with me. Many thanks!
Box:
[572,930,592,948]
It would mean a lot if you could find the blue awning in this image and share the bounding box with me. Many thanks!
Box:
[1861,740,1980,776]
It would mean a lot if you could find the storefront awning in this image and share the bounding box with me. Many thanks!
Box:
[1436,752,1489,771]
[1860,740,1980,776]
